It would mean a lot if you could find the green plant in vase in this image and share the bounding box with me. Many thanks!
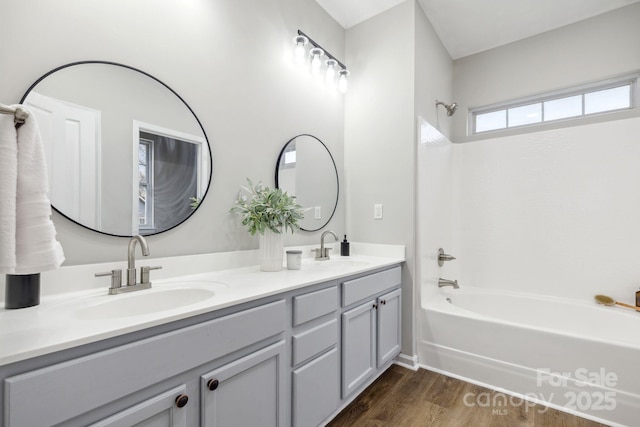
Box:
[230,178,305,235]
[230,179,305,271]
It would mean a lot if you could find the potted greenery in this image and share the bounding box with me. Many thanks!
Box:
[230,179,305,271]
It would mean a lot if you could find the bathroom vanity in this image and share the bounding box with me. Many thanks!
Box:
[0,248,403,426]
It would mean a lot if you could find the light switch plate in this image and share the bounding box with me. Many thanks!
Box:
[374,204,383,219]
[314,206,322,219]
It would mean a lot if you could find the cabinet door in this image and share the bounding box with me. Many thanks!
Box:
[377,288,402,367]
[341,300,376,398]
[89,385,188,427]
[292,348,340,427]
[201,341,286,427]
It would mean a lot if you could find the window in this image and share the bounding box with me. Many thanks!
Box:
[138,138,153,229]
[471,75,638,134]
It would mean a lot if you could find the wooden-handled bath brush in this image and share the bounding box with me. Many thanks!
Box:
[594,294,640,312]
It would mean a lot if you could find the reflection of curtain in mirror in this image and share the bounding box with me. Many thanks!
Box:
[142,132,197,232]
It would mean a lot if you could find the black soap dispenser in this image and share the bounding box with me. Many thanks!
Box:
[341,235,350,256]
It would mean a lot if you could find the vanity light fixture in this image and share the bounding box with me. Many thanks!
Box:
[310,47,324,76]
[293,35,308,65]
[325,59,337,86]
[293,29,349,93]
[338,69,349,94]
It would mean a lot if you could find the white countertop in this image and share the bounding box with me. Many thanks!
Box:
[0,243,404,366]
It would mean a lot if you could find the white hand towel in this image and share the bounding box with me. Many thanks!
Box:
[0,114,18,272]
[0,105,65,275]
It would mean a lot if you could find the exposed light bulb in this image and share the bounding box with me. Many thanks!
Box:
[338,69,349,94]
[292,31,350,93]
[310,47,324,76]
[325,59,337,86]
[293,35,308,66]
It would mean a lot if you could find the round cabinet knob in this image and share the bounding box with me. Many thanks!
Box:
[207,379,220,391]
[175,394,189,408]
[381,300,386,305]
[373,303,378,309]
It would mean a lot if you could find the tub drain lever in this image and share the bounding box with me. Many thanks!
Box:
[438,248,456,266]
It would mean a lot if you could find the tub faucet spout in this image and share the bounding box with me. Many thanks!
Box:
[438,278,459,289]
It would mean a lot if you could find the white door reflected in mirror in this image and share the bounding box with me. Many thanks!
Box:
[20,61,213,237]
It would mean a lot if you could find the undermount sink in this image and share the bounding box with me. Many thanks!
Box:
[75,286,218,320]
[46,281,228,321]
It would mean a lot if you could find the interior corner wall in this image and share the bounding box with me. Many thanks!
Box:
[344,0,453,357]
[414,2,454,140]
[0,0,346,265]
[344,1,415,356]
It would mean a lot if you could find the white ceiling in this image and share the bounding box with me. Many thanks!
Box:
[314,0,640,59]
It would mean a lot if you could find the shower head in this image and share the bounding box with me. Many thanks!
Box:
[435,100,458,117]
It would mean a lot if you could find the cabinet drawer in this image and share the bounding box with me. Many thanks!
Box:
[342,266,401,307]
[292,319,337,366]
[293,286,337,326]
[292,348,339,427]
[4,300,286,427]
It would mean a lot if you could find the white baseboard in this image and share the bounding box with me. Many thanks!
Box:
[394,353,419,371]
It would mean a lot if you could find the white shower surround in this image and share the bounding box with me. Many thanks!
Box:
[416,117,640,426]
[454,116,640,301]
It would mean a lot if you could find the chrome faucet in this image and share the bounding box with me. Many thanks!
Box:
[95,234,162,295]
[313,230,338,260]
[438,278,459,289]
[127,235,149,286]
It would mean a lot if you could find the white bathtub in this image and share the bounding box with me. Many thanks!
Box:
[418,287,640,427]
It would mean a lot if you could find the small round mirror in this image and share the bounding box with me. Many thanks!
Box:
[20,61,212,237]
[275,134,338,231]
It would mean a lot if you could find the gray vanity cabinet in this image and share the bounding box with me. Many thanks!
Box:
[2,263,404,427]
[3,299,286,427]
[200,340,286,427]
[291,285,340,427]
[341,267,402,398]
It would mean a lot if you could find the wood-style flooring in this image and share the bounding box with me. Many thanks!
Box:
[327,365,609,427]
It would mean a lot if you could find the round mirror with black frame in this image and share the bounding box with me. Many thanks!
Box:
[20,61,213,237]
[275,134,338,232]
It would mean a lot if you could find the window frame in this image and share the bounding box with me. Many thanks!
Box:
[469,73,639,135]
[138,138,154,230]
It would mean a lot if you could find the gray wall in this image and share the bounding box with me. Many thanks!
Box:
[0,0,346,264]
[344,1,452,357]
[452,2,640,142]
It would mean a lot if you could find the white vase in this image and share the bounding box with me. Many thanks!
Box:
[259,229,283,272]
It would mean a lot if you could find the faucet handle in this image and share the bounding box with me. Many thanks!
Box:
[95,269,123,290]
[323,247,333,258]
[140,265,162,286]
[437,248,456,266]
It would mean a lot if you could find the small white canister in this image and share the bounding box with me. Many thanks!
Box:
[286,250,302,270]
